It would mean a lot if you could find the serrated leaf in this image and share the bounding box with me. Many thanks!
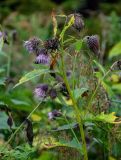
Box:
[94,112,117,123]
[14,69,51,88]
[108,41,121,59]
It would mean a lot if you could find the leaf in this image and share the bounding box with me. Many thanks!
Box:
[93,60,105,75]
[11,99,30,106]
[108,41,121,59]
[73,88,88,100]
[94,112,117,123]
[14,69,51,88]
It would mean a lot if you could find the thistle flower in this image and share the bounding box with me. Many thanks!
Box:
[44,38,59,50]
[67,13,84,32]
[24,37,41,54]
[48,110,62,120]
[35,53,50,65]
[34,84,49,99]
[84,35,100,56]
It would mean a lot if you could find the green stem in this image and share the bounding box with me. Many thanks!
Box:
[0,101,42,152]
[60,52,88,160]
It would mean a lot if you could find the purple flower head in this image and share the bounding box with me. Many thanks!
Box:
[24,37,41,54]
[84,35,100,56]
[34,84,49,99]
[44,38,59,50]
[35,53,50,65]
[48,110,62,120]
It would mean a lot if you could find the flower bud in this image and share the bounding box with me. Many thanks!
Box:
[67,13,84,32]
[84,35,100,56]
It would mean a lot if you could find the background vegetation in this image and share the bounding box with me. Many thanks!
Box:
[0,0,121,159]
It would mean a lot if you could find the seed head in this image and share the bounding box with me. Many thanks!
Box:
[84,35,100,56]
[34,84,49,99]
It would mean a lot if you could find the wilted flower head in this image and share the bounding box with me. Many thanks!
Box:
[49,88,57,99]
[34,84,49,99]
[84,35,100,56]
[24,37,41,54]
[35,53,50,65]
[67,13,84,32]
[44,38,59,50]
[48,110,62,120]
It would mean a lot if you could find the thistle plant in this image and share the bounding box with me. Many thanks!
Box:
[1,12,121,160]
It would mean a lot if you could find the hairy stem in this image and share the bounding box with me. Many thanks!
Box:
[60,52,88,160]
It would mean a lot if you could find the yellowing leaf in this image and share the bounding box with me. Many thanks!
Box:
[95,112,117,123]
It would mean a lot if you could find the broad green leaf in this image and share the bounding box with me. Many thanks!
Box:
[108,41,121,59]
[73,88,88,100]
[93,60,105,75]
[14,69,51,88]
